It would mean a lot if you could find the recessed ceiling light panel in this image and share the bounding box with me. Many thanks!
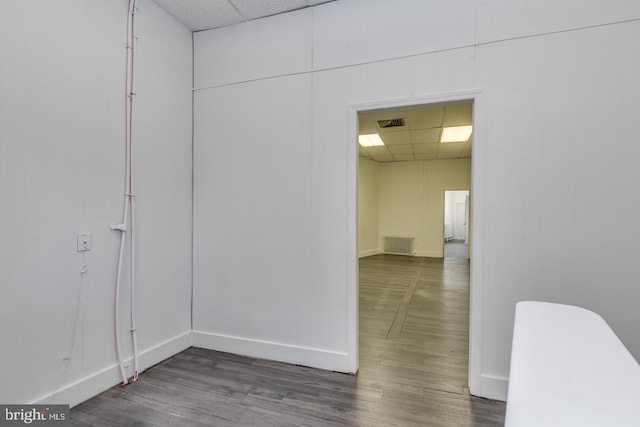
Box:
[440,125,472,143]
[359,134,385,147]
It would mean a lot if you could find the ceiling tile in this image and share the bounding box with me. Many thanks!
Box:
[358,119,379,134]
[365,146,392,156]
[438,142,465,154]
[405,106,444,129]
[230,0,307,20]
[153,0,243,30]
[411,128,441,144]
[437,152,460,159]
[393,154,415,161]
[387,144,413,154]
[371,155,395,162]
[442,104,473,127]
[153,0,335,31]
[414,153,437,160]
[380,132,411,145]
[413,143,438,154]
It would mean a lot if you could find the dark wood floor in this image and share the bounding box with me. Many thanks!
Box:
[70,253,505,426]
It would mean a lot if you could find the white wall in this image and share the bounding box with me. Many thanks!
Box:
[378,159,470,257]
[358,157,379,257]
[0,0,193,406]
[193,0,640,400]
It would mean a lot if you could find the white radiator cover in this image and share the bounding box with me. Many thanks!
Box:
[383,236,415,256]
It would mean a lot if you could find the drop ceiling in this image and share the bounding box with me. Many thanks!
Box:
[153,0,337,31]
[359,103,473,163]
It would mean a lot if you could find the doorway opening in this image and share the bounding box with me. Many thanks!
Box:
[350,91,483,394]
[444,190,470,259]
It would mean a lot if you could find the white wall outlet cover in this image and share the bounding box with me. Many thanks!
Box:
[77,232,92,252]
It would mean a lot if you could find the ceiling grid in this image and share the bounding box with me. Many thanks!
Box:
[359,103,473,163]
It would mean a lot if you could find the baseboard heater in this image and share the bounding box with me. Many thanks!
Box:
[383,236,415,256]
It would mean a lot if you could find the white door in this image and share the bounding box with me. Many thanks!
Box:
[464,195,469,244]
[454,202,466,240]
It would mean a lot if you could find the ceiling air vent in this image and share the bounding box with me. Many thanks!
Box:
[377,118,405,129]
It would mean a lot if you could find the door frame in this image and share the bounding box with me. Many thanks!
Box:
[347,89,486,395]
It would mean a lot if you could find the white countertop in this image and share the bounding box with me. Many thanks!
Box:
[505,301,640,427]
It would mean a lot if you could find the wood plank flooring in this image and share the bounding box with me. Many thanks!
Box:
[358,254,505,426]
[70,253,505,426]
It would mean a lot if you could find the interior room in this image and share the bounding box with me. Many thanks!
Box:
[357,103,472,259]
[2,0,640,425]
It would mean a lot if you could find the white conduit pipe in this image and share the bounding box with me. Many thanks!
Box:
[112,0,138,387]
[128,0,139,384]
[112,201,129,385]
[130,194,139,381]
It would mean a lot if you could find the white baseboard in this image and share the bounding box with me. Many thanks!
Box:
[30,330,505,406]
[358,249,445,258]
[192,331,352,373]
[414,250,443,258]
[34,331,192,408]
[469,373,508,402]
[358,249,380,258]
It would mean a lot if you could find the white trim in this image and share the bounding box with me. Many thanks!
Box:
[349,89,487,396]
[358,249,381,258]
[34,331,193,408]
[473,374,509,402]
[415,250,443,258]
[348,105,360,373]
[192,331,352,373]
[467,90,486,398]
